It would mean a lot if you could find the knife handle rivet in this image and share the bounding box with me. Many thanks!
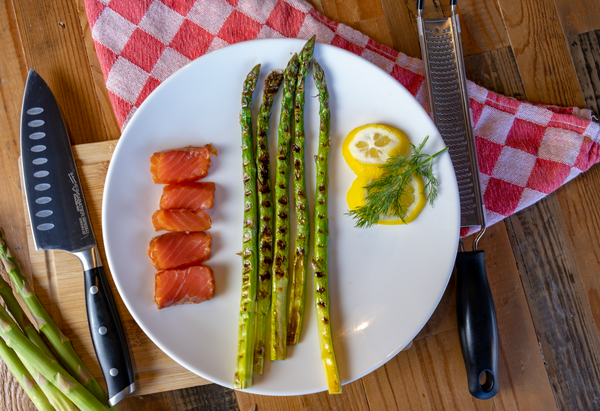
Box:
[98,326,107,335]
[90,286,98,294]
[109,368,119,377]
[32,158,48,165]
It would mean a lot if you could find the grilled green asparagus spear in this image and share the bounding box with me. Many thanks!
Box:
[312,61,341,394]
[0,304,110,410]
[253,71,284,375]
[234,64,261,390]
[270,54,300,361]
[0,229,109,406]
[0,336,54,411]
[0,277,75,410]
[288,36,316,345]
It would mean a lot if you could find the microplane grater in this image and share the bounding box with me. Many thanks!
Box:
[417,7,486,233]
[417,3,499,400]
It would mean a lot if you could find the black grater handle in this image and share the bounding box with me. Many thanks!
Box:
[456,250,499,399]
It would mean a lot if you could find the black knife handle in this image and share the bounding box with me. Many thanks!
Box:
[456,250,499,399]
[84,266,135,405]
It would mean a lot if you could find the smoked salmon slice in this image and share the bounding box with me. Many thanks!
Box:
[148,231,211,270]
[150,145,217,184]
[154,265,215,309]
[160,182,215,211]
[152,209,212,232]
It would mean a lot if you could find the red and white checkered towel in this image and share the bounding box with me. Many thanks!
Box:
[85,0,600,237]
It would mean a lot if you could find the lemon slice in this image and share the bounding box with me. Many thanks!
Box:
[347,174,426,225]
[342,124,409,178]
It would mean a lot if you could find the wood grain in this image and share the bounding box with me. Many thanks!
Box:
[505,192,600,410]
[379,0,421,58]
[556,165,600,349]
[167,383,239,411]
[454,0,510,52]
[361,223,556,411]
[0,0,37,409]
[74,0,122,141]
[321,0,394,48]
[496,0,586,107]
[11,0,108,144]
[464,46,527,100]
[568,29,600,117]
[553,0,600,36]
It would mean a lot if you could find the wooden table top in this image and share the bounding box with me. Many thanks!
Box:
[1,0,600,410]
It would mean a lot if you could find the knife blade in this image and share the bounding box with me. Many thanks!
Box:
[417,1,499,399]
[20,69,135,406]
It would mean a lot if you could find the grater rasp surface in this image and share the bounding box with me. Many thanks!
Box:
[418,11,485,228]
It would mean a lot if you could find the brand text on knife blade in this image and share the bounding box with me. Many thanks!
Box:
[68,172,90,236]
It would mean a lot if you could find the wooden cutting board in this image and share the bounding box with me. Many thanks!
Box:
[21,140,210,395]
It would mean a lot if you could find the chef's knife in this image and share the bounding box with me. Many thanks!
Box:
[417,0,499,399]
[20,69,135,406]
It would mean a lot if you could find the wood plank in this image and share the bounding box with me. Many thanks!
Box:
[480,223,557,411]
[302,380,370,411]
[464,46,527,100]
[0,366,35,411]
[11,0,108,144]
[167,384,239,411]
[74,0,121,140]
[567,29,600,117]
[379,0,421,59]
[556,164,600,346]
[0,0,38,409]
[454,0,510,52]
[505,191,600,410]
[365,223,556,410]
[321,0,394,48]
[496,0,586,107]
[553,0,600,36]
[119,392,173,411]
[306,0,326,17]
[349,15,394,49]
[379,0,510,60]
[236,392,304,411]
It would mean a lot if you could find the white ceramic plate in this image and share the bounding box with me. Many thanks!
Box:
[102,38,460,395]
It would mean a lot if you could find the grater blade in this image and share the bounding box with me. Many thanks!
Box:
[417,8,485,230]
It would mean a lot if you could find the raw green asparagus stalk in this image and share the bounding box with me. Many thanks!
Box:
[0,304,110,410]
[0,335,54,411]
[0,277,75,410]
[0,229,109,405]
[270,53,300,361]
[288,36,316,345]
[234,64,261,390]
[0,276,58,361]
[312,61,341,394]
[253,70,284,375]
[16,352,76,411]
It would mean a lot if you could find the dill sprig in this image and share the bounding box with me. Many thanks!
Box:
[347,136,448,228]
